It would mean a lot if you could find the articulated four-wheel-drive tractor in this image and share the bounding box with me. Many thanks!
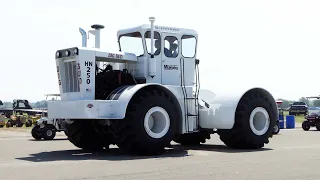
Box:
[47,17,278,155]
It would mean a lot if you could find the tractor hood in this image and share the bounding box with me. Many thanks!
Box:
[36,117,50,125]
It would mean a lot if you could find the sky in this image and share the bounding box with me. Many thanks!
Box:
[1,0,320,102]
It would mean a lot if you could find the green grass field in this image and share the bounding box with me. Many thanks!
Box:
[282,111,305,123]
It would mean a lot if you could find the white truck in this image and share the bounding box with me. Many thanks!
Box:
[47,17,278,155]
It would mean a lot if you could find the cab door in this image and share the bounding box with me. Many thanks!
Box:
[161,33,182,85]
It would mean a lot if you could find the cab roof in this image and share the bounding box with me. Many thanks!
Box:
[117,24,198,37]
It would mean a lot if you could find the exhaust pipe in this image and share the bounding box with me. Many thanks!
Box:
[79,28,87,47]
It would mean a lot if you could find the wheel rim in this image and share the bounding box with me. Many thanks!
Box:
[249,107,270,136]
[46,129,53,137]
[274,124,279,132]
[144,106,170,139]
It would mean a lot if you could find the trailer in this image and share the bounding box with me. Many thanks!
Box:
[47,17,278,155]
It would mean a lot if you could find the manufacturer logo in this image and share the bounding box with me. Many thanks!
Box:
[164,64,178,70]
[87,104,93,108]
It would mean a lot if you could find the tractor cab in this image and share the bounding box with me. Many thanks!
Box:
[116,22,198,86]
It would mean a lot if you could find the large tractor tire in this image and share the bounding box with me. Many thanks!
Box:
[173,130,211,146]
[31,125,42,140]
[65,120,113,151]
[109,88,179,156]
[217,89,277,149]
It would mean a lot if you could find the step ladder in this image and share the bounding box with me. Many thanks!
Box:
[180,57,200,133]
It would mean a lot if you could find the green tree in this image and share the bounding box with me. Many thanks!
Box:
[299,97,311,106]
[312,99,320,107]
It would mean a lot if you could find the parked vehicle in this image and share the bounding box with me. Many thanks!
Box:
[289,101,308,115]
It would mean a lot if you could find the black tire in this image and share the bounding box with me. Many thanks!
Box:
[65,120,113,151]
[42,125,56,140]
[272,124,280,134]
[174,130,211,146]
[0,125,4,128]
[15,121,23,127]
[316,123,320,131]
[6,120,13,128]
[25,120,32,127]
[109,88,179,155]
[217,89,277,149]
[31,125,42,140]
[302,121,310,131]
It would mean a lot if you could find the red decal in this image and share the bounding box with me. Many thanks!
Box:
[108,53,123,59]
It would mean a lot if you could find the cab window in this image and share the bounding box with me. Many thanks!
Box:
[181,35,196,58]
[145,31,161,56]
[164,36,178,58]
[119,32,144,56]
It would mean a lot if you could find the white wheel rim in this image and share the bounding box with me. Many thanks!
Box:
[274,124,279,132]
[144,106,170,139]
[46,130,53,136]
[249,107,270,136]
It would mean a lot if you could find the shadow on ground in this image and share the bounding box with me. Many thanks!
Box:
[28,138,68,141]
[16,144,272,162]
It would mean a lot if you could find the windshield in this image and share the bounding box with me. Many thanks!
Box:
[292,102,306,105]
[119,32,144,57]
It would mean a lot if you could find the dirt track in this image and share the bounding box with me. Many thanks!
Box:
[0,125,319,180]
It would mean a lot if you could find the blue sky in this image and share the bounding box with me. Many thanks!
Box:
[1,0,320,102]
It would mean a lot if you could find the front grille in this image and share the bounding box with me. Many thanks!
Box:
[62,61,80,93]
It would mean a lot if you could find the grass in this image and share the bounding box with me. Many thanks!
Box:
[282,110,305,123]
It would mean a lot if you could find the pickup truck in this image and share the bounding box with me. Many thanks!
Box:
[289,101,308,115]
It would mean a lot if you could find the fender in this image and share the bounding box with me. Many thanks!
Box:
[109,83,183,120]
[198,87,277,129]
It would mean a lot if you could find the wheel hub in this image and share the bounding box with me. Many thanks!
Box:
[144,106,170,139]
[249,107,270,136]
[46,129,53,136]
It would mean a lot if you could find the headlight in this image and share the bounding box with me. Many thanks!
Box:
[74,48,78,54]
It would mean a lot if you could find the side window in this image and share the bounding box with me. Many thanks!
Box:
[164,36,178,58]
[145,31,161,55]
[181,35,196,58]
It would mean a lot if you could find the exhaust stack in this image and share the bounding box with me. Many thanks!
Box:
[79,28,87,47]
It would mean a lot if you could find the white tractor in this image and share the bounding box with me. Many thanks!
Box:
[31,94,68,140]
[47,17,278,155]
